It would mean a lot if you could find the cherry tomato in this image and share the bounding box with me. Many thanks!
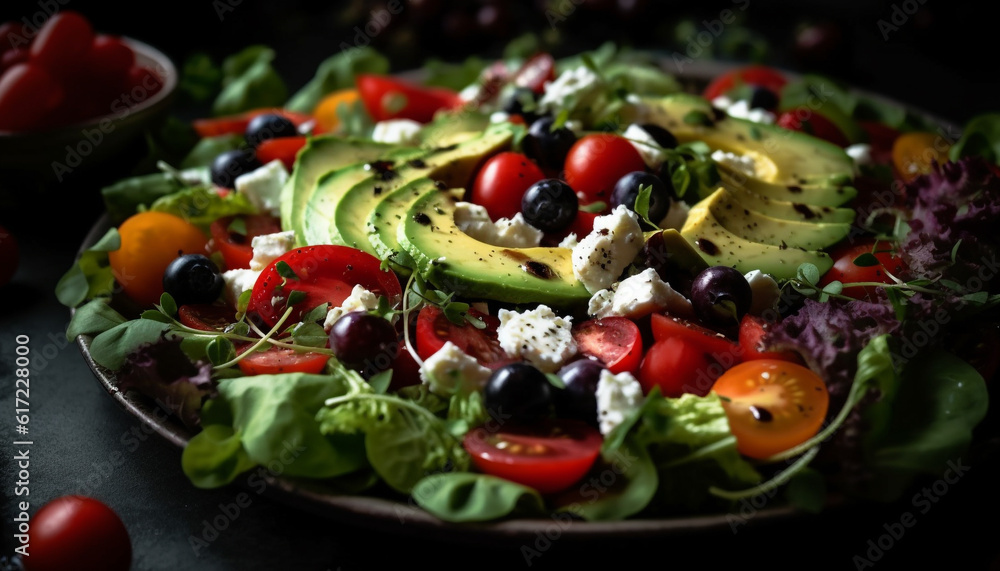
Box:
[776,107,850,147]
[209,214,283,271]
[108,212,209,307]
[639,336,720,398]
[563,134,646,206]
[192,108,313,138]
[178,303,239,331]
[84,35,134,83]
[23,495,131,571]
[0,223,18,287]
[255,136,307,171]
[0,63,64,132]
[28,11,94,79]
[702,65,788,102]
[312,88,359,132]
[650,312,741,364]
[462,419,602,494]
[738,314,801,363]
[389,343,422,391]
[547,209,597,246]
[572,317,642,375]
[818,239,906,301]
[512,52,555,94]
[248,245,402,328]
[470,151,546,221]
[891,131,951,182]
[237,346,330,375]
[711,359,830,459]
[858,120,900,164]
[356,74,462,123]
[414,304,509,367]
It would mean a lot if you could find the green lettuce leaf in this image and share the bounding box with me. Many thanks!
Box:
[284,47,389,114]
[950,112,1000,163]
[213,46,288,116]
[411,472,546,523]
[55,228,121,308]
[148,186,256,233]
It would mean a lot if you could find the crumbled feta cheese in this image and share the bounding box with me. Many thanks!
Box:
[846,143,873,167]
[596,369,644,436]
[558,233,579,249]
[744,269,781,316]
[489,111,511,124]
[572,205,645,294]
[419,341,493,396]
[711,149,757,178]
[563,119,583,135]
[711,96,775,124]
[454,202,544,248]
[537,65,602,114]
[221,268,260,306]
[248,230,296,271]
[497,305,577,373]
[658,198,690,231]
[235,159,289,217]
[323,284,381,331]
[623,123,667,169]
[458,83,481,103]
[372,119,422,145]
[588,268,692,319]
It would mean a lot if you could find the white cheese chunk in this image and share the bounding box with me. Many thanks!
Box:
[235,159,289,217]
[489,111,511,124]
[323,284,381,331]
[711,149,757,178]
[419,341,493,396]
[497,305,577,373]
[744,269,781,316]
[248,230,296,272]
[623,123,667,169]
[558,233,579,249]
[572,205,645,294]
[372,119,422,145]
[596,369,644,436]
[846,143,873,167]
[588,268,693,319]
[711,96,776,124]
[454,202,544,248]
[658,197,690,231]
[537,65,601,114]
[221,268,260,307]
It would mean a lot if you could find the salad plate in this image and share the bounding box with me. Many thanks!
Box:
[64,48,996,546]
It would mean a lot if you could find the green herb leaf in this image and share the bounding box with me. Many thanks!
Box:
[159,292,178,317]
[213,45,288,116]
[66,298,127,340]
[368,370,393,395]
[302,303,330,324]
[236,290,252,316]
[796,263,821,286]
[140,310,173,324]
[275,261,299,280]
[545,373,566,390]
[286,289,307,307]
[683,110,713,127]
[227,216,248,236]
[291,322,328,348]
[579,201,608,214]
[411,472,546,523]
[55,228,121,308]
[206,337,237,366]
[852,252,880,267]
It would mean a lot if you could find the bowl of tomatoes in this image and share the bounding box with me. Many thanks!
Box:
[0,11,177,179]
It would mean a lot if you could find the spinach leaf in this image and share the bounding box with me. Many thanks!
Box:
[55,228,120,308]
[422,56,487,90]
[66,298,127,340]
[285,47,389,114]
[213,46,287,117]
[179,134,245,169]
[950,112,1000,163]
[100,169,209,224]
[550,439,659,521]
[182,425,256,489]
[88,319,172,370]
[411,472,546,523]
[148,186,256,233]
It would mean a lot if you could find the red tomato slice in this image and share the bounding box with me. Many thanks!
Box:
[702,64,788,102]
[572,317,642,375]
[248,245,402,328]
[463,419,602,494]
[650,312,741,366]
[237,345,330,376]
[192,108,314,138]
[639,336,719,397]
[209,214,283,271]
[738,314,801,363]
[356,74,462,123]
[255,136,308,171]
[414,305,509,367]
[470,151,546,221]
[512,52,555,94]
[776,108,850,147]
[178,303,238,332]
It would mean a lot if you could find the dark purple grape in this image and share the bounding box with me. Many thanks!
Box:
[690,266,753,327]
[210,149,261,189]
[611,171,671,222]
[749,87,779,111]
[329,311,399,378]
[521,178,578,233]
[522,116,577,170]
[638,123,678,149]
[483,362,553,422]
[641,232,695,298]
[162,254,223,306]
[554,358,605,426]
[245,113,298,148]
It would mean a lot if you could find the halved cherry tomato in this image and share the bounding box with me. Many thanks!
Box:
[563,134,647,206]
[650,312,741,364]
[28,11,94,79]
[209,214,283,271]
[572,317,642,375]
[248,245,402,328]
[738,314,801,363]
[818,239,906,301]
[178,303,238,332]
[255,136,307,171]
[356,73,462,123]
[470,151,546,221]
[702,65,787,102]
[776,107,850,147]
[414,305,508,367]
[512,52,555,94]
[312,88,360,132]
[0,63,64,132]
[192,108,314,138]
[891,131,951,182]
[237,345,330,375]
[711,359,830,459]
[638,336,717,397]
[463,419,602,494]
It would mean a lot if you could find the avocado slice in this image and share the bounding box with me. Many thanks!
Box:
[636,93,857,207]
[723,183,855,225]
[706,188,851,250]
[399,187,591,307]
[279,136,397,240]
[300,146,429,246]
[417,109,491,148]
[680,189,833,279]
[328,123,517,256]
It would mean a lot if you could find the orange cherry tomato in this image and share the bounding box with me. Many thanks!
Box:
[711,359,830,459]
[891,131,951,182]
[312,88,360,133]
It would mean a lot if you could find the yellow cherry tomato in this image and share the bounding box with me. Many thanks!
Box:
[711,359,830,459]
[108,211,209,306]
[891,131,952,182]
[312,88,360,133]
